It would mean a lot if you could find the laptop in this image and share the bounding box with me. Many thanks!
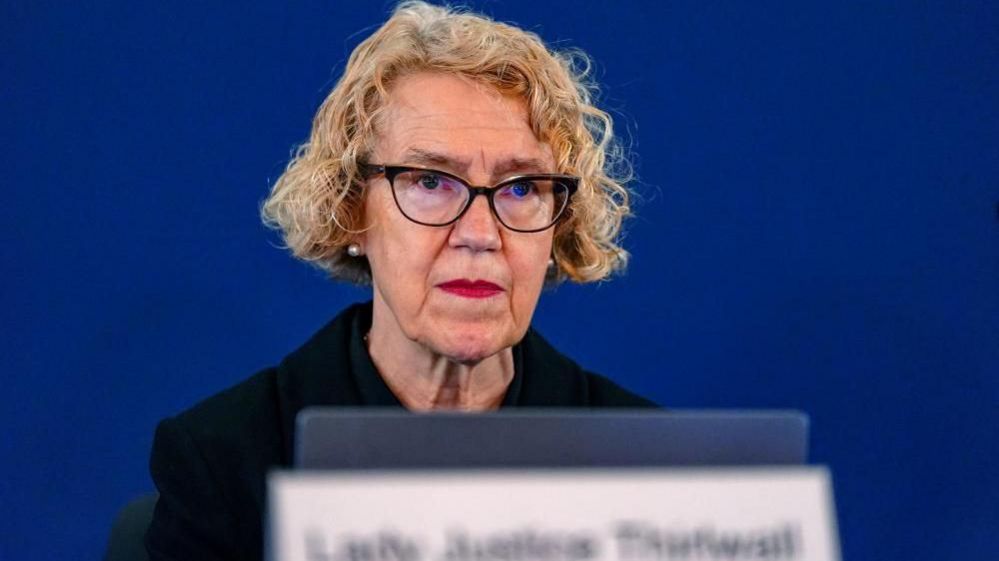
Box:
[294,408,809,469]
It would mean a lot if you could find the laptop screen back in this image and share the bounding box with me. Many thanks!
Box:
[294,409,809,469]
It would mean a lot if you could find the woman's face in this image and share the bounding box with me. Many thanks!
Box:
[361,72,555,363]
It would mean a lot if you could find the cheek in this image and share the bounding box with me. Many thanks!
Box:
[507,233,553,309]
[365,193,447,293]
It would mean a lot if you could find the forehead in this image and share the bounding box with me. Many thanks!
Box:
[374,72,553,173]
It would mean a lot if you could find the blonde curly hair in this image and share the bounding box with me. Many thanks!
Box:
[261,1,633,284]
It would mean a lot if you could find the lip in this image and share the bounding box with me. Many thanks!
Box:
[437,279,505,299]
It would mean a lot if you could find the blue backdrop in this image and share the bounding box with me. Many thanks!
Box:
[3,1,997,559]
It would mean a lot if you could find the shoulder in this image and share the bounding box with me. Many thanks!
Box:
[518,328,659,408]
[146,367,282,561]
[164,367,286,468]
[161,301,373,462]
[146,302,372,560]
[147,366,286,554]
[582,370,659,407]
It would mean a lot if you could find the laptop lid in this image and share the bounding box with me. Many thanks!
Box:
[294,409,809,469]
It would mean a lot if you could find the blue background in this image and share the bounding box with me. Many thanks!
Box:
[3,1,997,559]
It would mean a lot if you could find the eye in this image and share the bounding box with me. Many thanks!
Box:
[417,173,442,190]
[504,181,536,198]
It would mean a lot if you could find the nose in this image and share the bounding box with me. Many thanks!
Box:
[449,193,502,252]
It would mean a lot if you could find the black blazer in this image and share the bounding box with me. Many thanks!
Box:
[145,302,655,561]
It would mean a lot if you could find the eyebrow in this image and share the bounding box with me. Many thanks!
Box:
[399,148,551,183]
[400,148,463,170]
[492,156,550,179]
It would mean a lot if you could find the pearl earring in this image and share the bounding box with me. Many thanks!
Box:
[347,243,363,257]
[548,257,555,268]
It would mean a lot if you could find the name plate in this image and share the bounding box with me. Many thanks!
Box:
[268,468,840,561]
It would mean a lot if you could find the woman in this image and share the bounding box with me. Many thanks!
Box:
[145,2,655,560]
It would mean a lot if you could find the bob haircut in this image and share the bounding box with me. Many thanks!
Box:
[261,0,633,284]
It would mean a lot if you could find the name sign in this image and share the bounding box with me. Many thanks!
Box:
[268,468,840,561]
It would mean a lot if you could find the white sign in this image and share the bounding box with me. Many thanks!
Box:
[268,468,840,561]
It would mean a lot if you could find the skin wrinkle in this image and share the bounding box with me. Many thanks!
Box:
[360,72,554,411]
[396,147,549,184]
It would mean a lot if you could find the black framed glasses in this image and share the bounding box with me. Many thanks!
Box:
[362,164,578,233]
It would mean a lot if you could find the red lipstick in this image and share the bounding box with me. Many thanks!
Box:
[437,279,504,299]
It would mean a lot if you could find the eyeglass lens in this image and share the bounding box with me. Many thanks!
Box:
[390,169,570,231]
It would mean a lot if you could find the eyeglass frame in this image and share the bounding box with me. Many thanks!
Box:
[361,164,579,233]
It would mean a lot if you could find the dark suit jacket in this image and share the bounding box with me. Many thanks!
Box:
[145,302,655,561]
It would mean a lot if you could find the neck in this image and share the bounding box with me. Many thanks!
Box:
[366,301,514,411]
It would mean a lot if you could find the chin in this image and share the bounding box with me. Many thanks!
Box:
[425,320,513,364]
